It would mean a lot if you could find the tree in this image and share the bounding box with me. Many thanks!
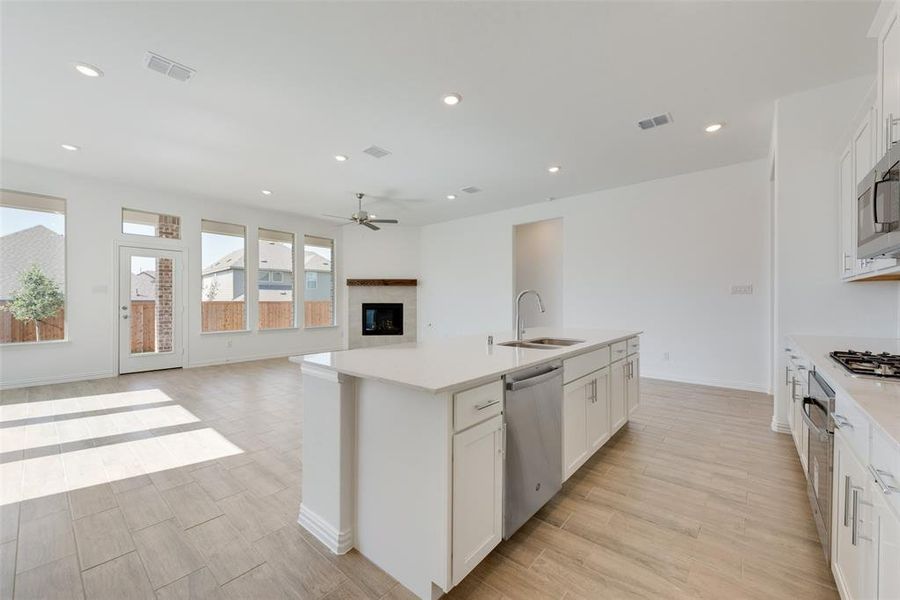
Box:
[205,277,220,301]
[2,264,64,341]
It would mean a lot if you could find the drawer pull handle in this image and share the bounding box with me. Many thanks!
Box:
[869,465,900,495]
[832,414,853,430]
[474,399,500,411]
[843,475,852,527]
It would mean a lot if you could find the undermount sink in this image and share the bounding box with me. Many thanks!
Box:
[525,338,585,347]
[498,338,585,349]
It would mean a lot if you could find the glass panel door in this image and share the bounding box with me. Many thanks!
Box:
[119,247,183,374]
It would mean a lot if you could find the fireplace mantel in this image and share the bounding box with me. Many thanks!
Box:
[346,279,417,287]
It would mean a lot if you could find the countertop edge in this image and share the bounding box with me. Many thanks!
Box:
[290,330,642,395]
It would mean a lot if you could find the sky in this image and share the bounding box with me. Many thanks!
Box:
[0,207,64,236]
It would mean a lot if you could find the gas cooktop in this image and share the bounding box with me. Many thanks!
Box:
[830,350,900,381]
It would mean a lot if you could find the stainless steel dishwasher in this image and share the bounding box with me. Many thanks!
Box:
[503,361,563,539]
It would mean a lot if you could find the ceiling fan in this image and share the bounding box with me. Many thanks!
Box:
[322,193,399,231]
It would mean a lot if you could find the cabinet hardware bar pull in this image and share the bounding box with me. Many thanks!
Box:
[832,414,853,430]
[851,487,860,546]
[869,464,900,495]
[843,475,852,527]
[474,399,500,411]
[784,365,790,386]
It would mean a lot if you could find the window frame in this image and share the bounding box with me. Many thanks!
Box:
[303,235,336,329]
[200,219,248,334]
[258,227,296,331]
[121,208,181,240]
[0,189,68,346]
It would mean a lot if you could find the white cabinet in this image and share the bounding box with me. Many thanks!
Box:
[840,145,856,278]
[610,358,627,433]
[588,366,611,452]
[626,354,640,415]
[451,414,503,585]
[563,367,611,480]
[834,430,868,600]
[878,5,900,155]
[871,481,900,599]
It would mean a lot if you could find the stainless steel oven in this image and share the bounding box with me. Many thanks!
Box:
[802,370,835,564]
[858,145,900,259]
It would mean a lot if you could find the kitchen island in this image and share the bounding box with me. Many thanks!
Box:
[290,327,641,599]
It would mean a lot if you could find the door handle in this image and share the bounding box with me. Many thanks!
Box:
[122,315,129,320]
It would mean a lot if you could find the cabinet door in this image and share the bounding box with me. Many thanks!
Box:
[626,354,640,415]
[452,415,503,585]
[610,359,627,432]
[563,376,590,480]
[872,482,900,600]
[881,10,900,152]
[587,367,610,452]
[833,431,868,600]
[839,145,857,278]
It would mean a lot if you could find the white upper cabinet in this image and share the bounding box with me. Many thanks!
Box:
[840,145,856,278]
[878,4,900,154]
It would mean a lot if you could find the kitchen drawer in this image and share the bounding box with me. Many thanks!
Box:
[870,425,900,518]
[833,393,870,465]
[563,346,610,384]
[611,341,628,362]
[454,379,503,432]
[627,337,639,355]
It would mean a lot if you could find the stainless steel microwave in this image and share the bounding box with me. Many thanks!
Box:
[858,145,900,259]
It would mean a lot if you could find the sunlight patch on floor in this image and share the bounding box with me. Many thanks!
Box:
[0,388,176,422]
[0,427,243,505]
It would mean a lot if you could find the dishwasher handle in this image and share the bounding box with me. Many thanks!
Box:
[505,366,563,391]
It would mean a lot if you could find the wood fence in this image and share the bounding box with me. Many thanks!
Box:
[0,299,334,345]
[0,301,65,343]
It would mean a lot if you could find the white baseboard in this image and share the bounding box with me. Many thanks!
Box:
[641,372,771,395]
[298,503,353,555]
[0,369,116,390]
[770,416,792,434]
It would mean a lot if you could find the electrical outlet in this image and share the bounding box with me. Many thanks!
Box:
[730,284,753,295]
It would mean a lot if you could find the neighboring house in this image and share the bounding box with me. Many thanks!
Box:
[200,242,331,301]
[0,225,65,301]
[131,270,156,301]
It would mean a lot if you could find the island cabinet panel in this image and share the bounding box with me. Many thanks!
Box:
[626,354,640,415]
[872,483,900,600]
[587,366,611,452]
[610,359,627,432]
[833,430,866,600]
[452,414,503,585]
[563,374,592,480]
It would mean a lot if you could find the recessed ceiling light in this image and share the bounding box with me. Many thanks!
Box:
[705,123,724,133]
[261,189,272,195]
[547,165,561,174]
[74,63,103,78]
[60,144,80,151]
[446,194,456,200]
[442,93,462,106]
[334,154,348,162]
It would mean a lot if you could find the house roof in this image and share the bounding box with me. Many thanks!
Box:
[131,271,156,301]
[0,225,65,299]
[202,243,331,275]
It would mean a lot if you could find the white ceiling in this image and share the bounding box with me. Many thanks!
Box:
[1,1,878,225]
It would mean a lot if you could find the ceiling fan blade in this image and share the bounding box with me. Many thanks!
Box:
[367,219,399,224]
[321,214,353,221]
[362,222,381,231]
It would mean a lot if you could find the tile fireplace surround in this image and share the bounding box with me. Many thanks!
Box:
[347,279,417,349]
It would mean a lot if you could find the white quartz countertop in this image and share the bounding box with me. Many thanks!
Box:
[291,327,641,394]
[789,335,900,448]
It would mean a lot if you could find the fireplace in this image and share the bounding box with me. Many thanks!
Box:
[362,303,404,336]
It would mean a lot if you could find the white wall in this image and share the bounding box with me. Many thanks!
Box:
[0,161,345,388]
[420,159,773,392]
[771,77,900,428]
[341,226,421,280]
[514,218,563,329]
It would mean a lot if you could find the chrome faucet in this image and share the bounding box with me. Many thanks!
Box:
[515,289,545,341]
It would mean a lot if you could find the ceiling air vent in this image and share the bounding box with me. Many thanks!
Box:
[362,145,391,158]
[461,186,482,194]
[144,51,195,82]
[637,112,674,130]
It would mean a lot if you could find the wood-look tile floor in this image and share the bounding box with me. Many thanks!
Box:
[0,360,836,600]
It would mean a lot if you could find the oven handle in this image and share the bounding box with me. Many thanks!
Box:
[801,397,832,440]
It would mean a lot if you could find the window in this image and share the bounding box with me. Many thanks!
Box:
[304,235,334,327]
[258,228,294,330]
[201,220,246,332]
[122,208,180,239]
[0,190,66,343]
[258,271,270,282]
